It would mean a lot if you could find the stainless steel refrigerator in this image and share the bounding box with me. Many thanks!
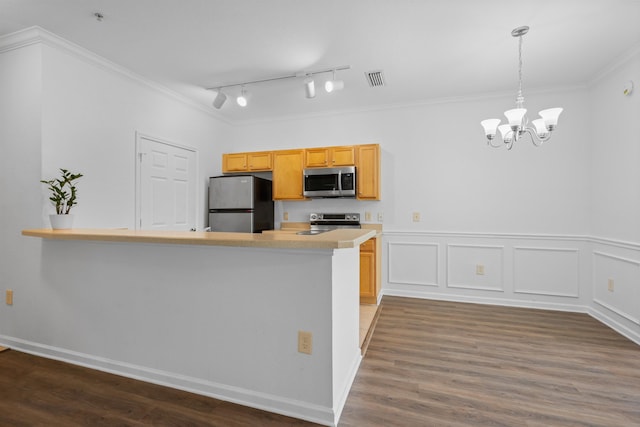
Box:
[208,175,274,233]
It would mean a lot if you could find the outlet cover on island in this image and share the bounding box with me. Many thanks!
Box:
[298,330,312,355]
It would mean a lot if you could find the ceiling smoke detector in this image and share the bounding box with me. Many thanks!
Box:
[365,70,385,87]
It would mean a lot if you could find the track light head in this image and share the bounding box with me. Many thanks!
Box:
[305,78,316,99]
[212,91,227,109]
[325,79,344,93]
[237,86,249,107]
[325,70,344,93]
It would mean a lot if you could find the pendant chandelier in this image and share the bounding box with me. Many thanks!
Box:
[480,26,563,150]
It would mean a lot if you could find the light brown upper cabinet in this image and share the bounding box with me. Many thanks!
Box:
[222,151,273,173]
[356,144,380,200]
[222,153,248,172]
[272,149,305,200]
[304,146,355,168]
[222,143,380,201]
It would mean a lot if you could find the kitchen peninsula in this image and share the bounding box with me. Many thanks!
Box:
[21,228,375,426]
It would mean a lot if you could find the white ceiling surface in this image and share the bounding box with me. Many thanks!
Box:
[1,0,640,122]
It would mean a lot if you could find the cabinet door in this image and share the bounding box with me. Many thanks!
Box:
[248,151,273,171]
[273,150,305,200]
[222,153,247,172]
[305,148,331,168]
[356,144,380,200]
[360,237,378,304]
[360,250,376,299]
[331,146,355,166]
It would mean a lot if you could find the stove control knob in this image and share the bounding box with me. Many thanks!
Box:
[310,213,318,221]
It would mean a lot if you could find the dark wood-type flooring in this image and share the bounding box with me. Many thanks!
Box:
[2,296,639,426]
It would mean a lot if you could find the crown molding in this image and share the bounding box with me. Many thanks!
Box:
[0,26,232,125]
[588,41,640,87]
[0,26,43,53]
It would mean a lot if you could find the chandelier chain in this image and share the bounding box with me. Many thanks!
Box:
[517,33,524,106]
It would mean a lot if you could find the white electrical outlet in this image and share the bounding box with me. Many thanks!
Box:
[476,265,485,275]
[607,279,614,292]
[365,211,372,221]
[412,212,420,222]
[377,212,384,222]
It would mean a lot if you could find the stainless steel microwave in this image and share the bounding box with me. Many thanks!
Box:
[303,166,356,198]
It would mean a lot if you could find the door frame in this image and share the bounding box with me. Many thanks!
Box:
[134,131,199,230]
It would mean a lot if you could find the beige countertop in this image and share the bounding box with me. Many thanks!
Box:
[22,228,376,250]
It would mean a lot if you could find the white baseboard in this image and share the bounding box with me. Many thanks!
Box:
[0,335,337,426]
[588,306,640,346]
[333,352,362,425]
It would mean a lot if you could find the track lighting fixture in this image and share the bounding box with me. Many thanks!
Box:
[206,65,350,110]
[325,70,344,93]
[236,86,249,107]
[305,78,316,99]
[212,90,227,109]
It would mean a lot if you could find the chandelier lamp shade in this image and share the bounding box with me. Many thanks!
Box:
[206,65,350,109]
[480,26,563,150]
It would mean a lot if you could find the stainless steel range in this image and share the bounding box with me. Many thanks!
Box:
[296,213,361,235]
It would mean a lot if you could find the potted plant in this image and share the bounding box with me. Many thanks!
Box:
[41,168,83,229]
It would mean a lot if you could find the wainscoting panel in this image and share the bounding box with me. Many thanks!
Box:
[513,247,580,297]
[388,242,438,286]
[447,244,504,291]
[592,251,640,325]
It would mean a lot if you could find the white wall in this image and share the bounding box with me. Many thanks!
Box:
[228,89,591,234]
[587,49,640,341]
[39,30,231,230]
[0,27,230,345]
[590,52,640,242]
[0,39,45,348]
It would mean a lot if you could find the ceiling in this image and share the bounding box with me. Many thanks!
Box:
[1,0,640,123]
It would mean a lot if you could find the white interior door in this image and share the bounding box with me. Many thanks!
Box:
[136,134,197,230]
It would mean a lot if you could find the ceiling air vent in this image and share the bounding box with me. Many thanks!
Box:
[365,70,385,87]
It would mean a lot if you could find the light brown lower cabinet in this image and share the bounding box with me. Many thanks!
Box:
[360,237,380,304]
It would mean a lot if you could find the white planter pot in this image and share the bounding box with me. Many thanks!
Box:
[49,214,74,230]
